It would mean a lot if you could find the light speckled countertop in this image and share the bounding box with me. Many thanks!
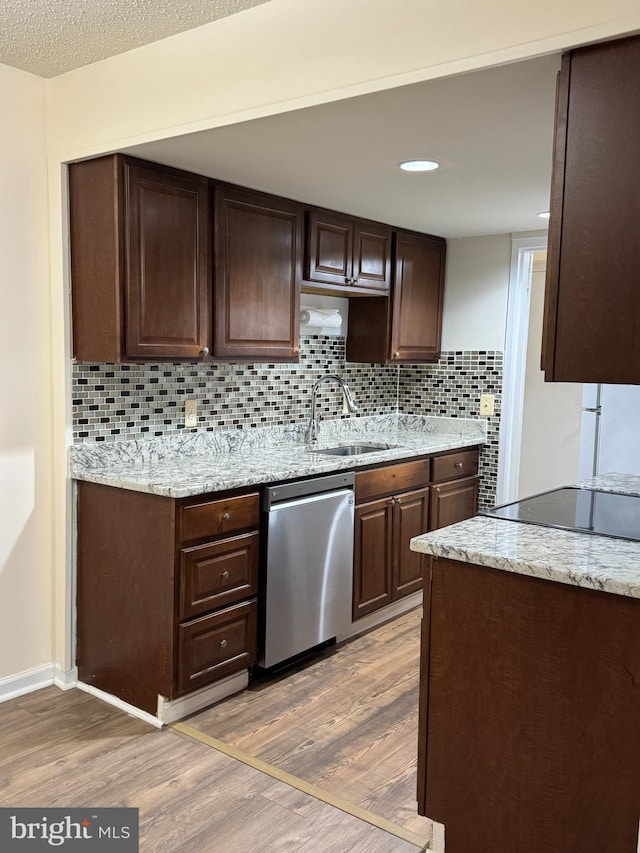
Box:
[70,414,487,498]
[411,473,640,599]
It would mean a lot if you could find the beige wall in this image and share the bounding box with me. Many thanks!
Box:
[442,235,512,351]
[4,0,640,683]
[518,252,582,497]
[0,65,53,679]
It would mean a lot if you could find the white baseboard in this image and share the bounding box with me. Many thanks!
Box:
[75,681,163,729]
[0,662,78,704]
[158,671,249,724]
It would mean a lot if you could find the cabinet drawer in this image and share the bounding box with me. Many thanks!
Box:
[177,600,257,695]
[179,532,259,620]
[355,459,431,503]
[431,449,479,483]
[179,493,259,544]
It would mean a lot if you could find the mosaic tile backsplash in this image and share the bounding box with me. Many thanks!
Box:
[72,337,503,507]
[398,351,503,509]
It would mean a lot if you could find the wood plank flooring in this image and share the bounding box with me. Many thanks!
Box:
[0,687,422,852]
[186,607,432,839]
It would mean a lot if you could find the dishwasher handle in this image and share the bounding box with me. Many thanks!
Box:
[263,471,355,510]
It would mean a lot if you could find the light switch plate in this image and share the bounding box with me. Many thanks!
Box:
[184,399,198,428]
[479,394,495,416]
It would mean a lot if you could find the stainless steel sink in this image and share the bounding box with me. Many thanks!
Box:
[309,442,396,456]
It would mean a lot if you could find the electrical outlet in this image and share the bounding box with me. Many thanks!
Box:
[184,399,198,428]
[479,394,495,417]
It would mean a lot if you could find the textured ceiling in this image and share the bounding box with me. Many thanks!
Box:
[0,0,271,78]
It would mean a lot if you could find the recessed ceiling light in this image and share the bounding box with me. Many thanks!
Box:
[399,159,440,172]
[537,210,551,219]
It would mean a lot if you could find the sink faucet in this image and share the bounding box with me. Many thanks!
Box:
[305,375,359,443]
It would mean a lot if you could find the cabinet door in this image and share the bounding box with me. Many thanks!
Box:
[392,487,429,600]
[429,475,479,531]
[124,160,210,359]
[543,35,640,383]
[214,185,301,360]
[305,209,353,286]
[353,497,393,620]
[353,220,392,292]
[390,231,445,362]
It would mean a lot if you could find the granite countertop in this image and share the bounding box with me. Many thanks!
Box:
[70,413,487,498]
[410,473,640,599]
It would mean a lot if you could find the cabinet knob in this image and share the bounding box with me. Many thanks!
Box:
[394,351,400,358]
[345,276,352,285]
[455,461,463,468]
[221,570,230,580]
[222,512,230,522]
[435,487,441,494]
[220,639,228,649]
[200,346,210,356]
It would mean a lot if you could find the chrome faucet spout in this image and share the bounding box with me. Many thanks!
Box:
[305,374,359,443]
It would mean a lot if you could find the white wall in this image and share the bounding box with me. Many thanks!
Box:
[3,0,640,682]
[441,235,512,350]
[518,252,582,497]
[0,65,53,679]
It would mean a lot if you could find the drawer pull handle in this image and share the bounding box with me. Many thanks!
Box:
[221,570,230,580]
[222,512,230,522]
[455,462,463,468]
[220,639,228,649]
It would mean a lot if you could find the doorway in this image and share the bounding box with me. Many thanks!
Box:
[497,238,582,503]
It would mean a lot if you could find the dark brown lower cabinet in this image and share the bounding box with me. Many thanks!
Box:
[353,450,480,620]
[353,497,394,619]
[353,486,429,620]
[418,557,640,853]
[77,482,259,715]
[429,474,479,531]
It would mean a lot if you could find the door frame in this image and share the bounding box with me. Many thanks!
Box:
[496,235,547,504]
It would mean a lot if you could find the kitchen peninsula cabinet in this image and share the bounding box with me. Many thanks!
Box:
[346,230,446,363]
[303,208,392,295]
[214,184,302,360]
[77,482,259,716]
[417,557,640,853]
[542,33,640,383]
[70,154,210,363]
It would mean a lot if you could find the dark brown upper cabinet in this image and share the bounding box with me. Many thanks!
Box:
[70,154,210,362]
[213,184,302,361]
[542,34,640,384]
[346,230,446,363]
[303,209,392,296]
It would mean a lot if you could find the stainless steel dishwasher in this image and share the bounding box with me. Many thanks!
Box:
[261,472,355,669]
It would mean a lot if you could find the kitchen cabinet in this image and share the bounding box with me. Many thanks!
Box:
[346,230,446,363]
[429,448,479,531]
[303,208,392,296]
[70,154,210,363]
[542,33,640,383]
[353,449,479,619]
[352,458,431,620]
[418,557,640,852]
[214,184,302,360]
[77,482,259,715]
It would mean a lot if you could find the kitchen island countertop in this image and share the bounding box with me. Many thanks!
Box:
[410,473,640,599]
[70,413,486,498]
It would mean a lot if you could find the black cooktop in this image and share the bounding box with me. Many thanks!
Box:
[480,487,640,542]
